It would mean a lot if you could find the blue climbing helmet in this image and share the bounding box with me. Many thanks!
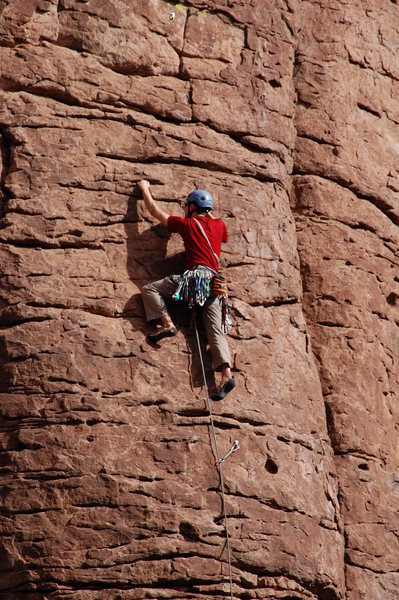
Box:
[186,189,214,210]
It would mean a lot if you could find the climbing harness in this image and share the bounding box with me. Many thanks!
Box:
[172,265,213,307]
[172,265,232,333]
[193,314,238,600]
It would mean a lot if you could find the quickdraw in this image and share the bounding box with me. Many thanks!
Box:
[220,296,232,334]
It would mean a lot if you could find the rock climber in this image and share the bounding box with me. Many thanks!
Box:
[138,179,236,401]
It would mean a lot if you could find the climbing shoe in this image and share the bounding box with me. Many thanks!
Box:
[211,377,236,401]
[147,325,177,343]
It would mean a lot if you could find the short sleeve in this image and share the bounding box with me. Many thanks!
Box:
[167,215,186,234]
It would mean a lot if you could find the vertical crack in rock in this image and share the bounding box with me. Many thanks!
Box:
[0,126,12,218]
[177,2,190,79]
[290,51,347,600]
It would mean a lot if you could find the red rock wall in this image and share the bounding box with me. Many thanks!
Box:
[0,1,397,599]
[293,2,399,598]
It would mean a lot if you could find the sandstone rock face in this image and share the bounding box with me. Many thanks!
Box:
[0,1,397,599]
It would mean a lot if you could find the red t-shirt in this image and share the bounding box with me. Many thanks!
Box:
[168,215,228,273]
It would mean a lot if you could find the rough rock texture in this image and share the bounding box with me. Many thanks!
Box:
[293,2,399,598]
[0,1,398,599]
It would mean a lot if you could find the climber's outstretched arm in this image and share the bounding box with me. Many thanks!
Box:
[138,180,169,226]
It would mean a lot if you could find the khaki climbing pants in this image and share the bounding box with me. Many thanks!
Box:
[142,275,231,372]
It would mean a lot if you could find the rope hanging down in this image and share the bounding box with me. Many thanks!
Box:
[193,315,238,600]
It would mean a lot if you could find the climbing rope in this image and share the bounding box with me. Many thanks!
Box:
[193,314,236,600]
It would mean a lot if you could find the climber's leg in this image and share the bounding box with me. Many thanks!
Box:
[142,276,179,341]
[201,297,235,399]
